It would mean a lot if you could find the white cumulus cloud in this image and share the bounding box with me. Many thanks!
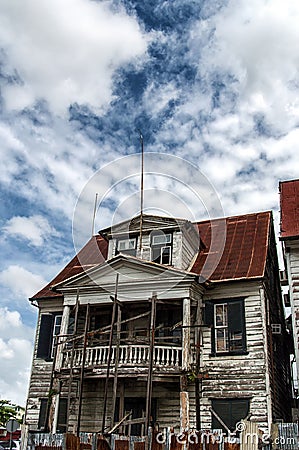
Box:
[3,214,59,247]
[0,265,47,299]
[0,308,34,405]
[0,0,148,114]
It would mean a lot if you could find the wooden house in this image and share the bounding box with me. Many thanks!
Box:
[24,212,292,436]
[279,179,299,397]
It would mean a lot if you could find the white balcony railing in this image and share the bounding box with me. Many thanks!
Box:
[62,344,183,370]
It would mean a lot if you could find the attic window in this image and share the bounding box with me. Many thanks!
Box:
[151,232,172,265]
[116,238,137,256]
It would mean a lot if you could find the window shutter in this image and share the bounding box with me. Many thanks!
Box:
[38,398,48,429]
[36,314,54,359]
[228,299,246,352]
[204,301,214,326]
[57,398,67,433]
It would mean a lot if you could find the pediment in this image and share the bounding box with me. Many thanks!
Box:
[52,254,196,292]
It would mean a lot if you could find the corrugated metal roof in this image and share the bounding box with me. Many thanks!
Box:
[191,211,270,281]
[279,179,299,239]
[32,211,271,300]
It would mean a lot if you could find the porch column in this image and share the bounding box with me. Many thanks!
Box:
[182,297,191,370]
[181,299,190,431]
[55,305,70,371]
[180,375,190,431]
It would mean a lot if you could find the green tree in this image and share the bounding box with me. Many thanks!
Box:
[0,400,18,427]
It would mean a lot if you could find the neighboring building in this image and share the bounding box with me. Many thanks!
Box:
[280,179,299,393]
[25,212,292,436]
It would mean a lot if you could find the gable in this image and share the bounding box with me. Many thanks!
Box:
[53,255,196,292]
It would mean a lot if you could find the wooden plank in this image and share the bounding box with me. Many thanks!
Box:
[115,441,129,450]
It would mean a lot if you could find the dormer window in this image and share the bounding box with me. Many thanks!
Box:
[151,232,172,265]
[116,237,137,256]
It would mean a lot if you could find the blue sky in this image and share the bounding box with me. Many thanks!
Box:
[1,0,299,406]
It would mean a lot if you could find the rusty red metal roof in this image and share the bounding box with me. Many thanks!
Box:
[279,179,299,239]
[32,212,271,300]
[191,211,271,281]
[31,235,108,299]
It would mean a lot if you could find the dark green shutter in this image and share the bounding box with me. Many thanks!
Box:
[204,301,215,353]
[38,398,48,429]
[36,314,54,359]
[57,398,67,432]
[204,301,214,326]
[228,299,246,352]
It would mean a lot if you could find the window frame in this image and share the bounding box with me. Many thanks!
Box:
[205,298,247,356]
[150,232,173,265]
[51,314,63,358]
[115,237,137,256]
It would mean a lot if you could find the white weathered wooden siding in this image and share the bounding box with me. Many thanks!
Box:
[200,281,269,430]
[284,243,299,389]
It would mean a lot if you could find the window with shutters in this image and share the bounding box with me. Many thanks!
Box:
[205,298,246,355]
[38,398,67,432]
[211,398,250,432]
[36,313,62,360]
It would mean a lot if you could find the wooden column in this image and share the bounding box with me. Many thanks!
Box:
[77,303,90,436]
[55,305,70,371]
[181,298,191,431]
[182,298,191,370]
[180,375,189,431]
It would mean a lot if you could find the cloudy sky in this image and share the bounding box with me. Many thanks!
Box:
[1,0,299,406]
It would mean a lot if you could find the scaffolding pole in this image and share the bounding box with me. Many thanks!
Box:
[145,293,157,434]
[66,290,80,431]
[102,274,119,434]
[77,302,90,436]
[111,302,122,428]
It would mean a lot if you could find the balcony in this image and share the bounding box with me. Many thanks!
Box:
[61,344,188,372]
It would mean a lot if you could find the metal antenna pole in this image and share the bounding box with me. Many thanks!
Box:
[139,131,144,251]
[91,193,98,236]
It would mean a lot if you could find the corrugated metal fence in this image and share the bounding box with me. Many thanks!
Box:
[26,424,299,450]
